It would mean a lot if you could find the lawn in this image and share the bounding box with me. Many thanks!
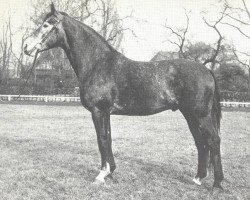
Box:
[0,104,249,199]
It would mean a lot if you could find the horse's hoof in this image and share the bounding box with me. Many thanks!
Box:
[192,177,201,186]
[213,183,223,190]
[212,186,223,195]
[106,174,119,183]
[106,174,114,180]
[110,165,116,173]
[92,178,105,185]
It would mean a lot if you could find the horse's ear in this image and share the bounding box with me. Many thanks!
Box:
[50,2,56,14]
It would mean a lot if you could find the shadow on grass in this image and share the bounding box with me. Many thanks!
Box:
[115,153,199,184]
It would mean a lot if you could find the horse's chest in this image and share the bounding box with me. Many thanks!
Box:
[80,81,115,110]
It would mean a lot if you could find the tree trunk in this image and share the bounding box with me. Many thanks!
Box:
[248,62,250,95]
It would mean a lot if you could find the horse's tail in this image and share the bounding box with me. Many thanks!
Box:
[210,70,222,131]
[208,70,222,168]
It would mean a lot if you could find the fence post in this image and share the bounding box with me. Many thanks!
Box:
[8,95,11,101]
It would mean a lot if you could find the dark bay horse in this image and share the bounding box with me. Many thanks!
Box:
[24,4,223,189]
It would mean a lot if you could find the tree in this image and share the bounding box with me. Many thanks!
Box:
[11,28,30,78]
[185,42,214,64]
[201,6,228,70]
[232,50,250,93]
[162,7,228,71]
[0,16,13,91]
[219,0,250,93]
[217,63,248,92]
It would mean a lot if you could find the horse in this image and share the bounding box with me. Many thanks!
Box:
[24,3,223,189]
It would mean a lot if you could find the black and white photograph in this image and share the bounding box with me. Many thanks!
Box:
[0,0,249,199]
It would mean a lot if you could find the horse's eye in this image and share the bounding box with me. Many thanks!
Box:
[43,24,48,28]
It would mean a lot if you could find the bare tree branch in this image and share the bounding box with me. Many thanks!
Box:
[163,39,181,48]
[100,11,133,31]
[223,0,245,13]
[163,10,190,58]
[232,49,250,67]
[221,0,250,39]
[224,13,250,25]
[236,50,250,57]
[202,7,227,69]
[242,0,250,19]
[220,22,250,39]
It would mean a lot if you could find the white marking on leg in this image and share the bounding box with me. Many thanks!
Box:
[205,169,210,179]
[95,162,110,182]
[193,177,202,185]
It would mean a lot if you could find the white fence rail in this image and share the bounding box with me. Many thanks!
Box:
[220,101,250,108]
[0,95,250,107]
[0,95,80,103]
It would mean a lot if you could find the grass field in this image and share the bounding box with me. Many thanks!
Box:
[0,103,249,200]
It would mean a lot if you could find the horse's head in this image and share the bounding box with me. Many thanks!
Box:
[24,3,66,56]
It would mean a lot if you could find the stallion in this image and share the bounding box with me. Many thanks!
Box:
[24,4,223,189]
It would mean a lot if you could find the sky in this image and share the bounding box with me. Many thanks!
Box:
[0,0,249,61]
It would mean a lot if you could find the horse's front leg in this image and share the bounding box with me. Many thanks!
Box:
[92,109,115,183]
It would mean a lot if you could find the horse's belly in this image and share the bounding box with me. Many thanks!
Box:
[110,104,169,116]
[111,94,178,116]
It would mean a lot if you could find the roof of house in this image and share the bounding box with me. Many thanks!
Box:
[150,51,179,62]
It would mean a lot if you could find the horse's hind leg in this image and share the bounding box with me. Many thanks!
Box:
[193,142,210,185]
[182,111,210,185]
[199,115,224,189]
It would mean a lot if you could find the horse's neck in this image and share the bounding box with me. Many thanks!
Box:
[62,17,114,79]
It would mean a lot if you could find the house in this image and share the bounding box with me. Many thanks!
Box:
[34,62,77,94]
[151,51,179,62]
